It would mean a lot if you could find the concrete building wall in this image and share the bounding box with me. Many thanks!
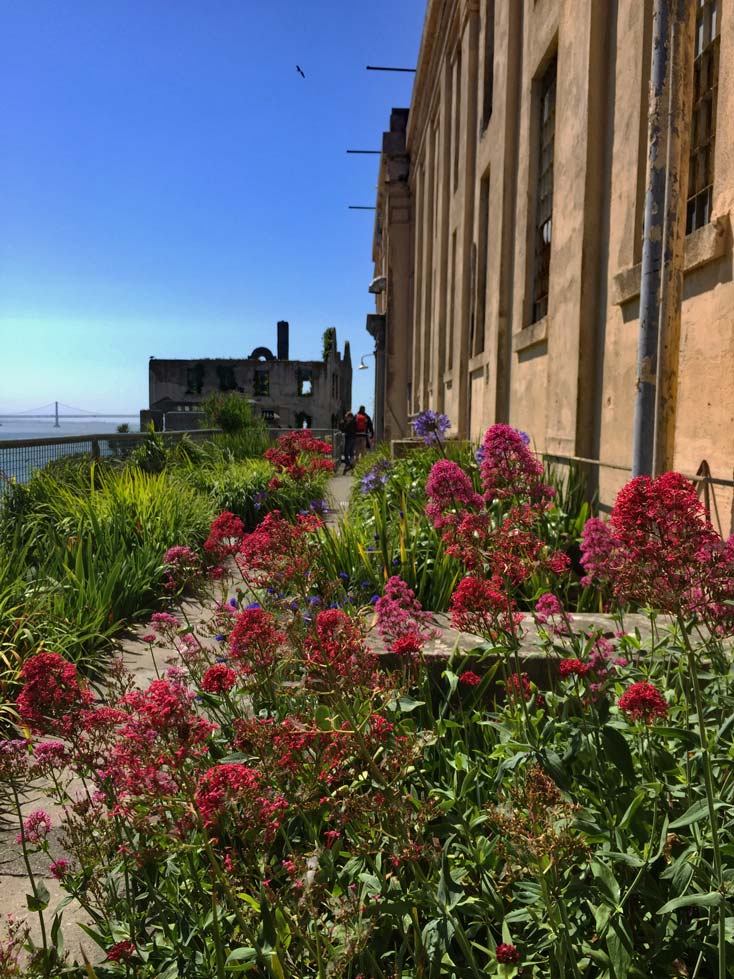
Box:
[372,0,734,524]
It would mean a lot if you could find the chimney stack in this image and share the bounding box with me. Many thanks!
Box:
[277,321,289,360]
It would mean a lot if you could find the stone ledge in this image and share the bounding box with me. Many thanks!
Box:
[611,213,732,306]
[512,317,548,353]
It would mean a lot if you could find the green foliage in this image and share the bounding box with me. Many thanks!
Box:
[341,443,601,613]
[201,392,258,435]
[180,457,330,530]
[0,465,214,710]
[322,326,336,360]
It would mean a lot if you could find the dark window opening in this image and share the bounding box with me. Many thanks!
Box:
[532,55,557,324]
[475,174,490,355]
[295,411,312,429]
[216,364,239,392]
[254,369,270,397]
[687,0,720,234]
[482,1,495,128]
[185,363,205,395]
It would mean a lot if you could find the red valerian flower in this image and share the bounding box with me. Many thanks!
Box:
[17,809,52,845]
[106,940,136,963]
[558,659,590,678]
[390,631,424,658]
[375,576,437,643]
[583,473,734,629]
[229,607,286,674]
[618,681,669,725]
[16,651,93,735]
[304,608,375,684]
[506,672,544,708]
[450,576,523,641]
[425,459,484,529]
[458,670,482,686]
[480,424,553,503]
[200,663,237,694]
[496,942,521,964]
[194,763,287,842]
[204,511,245,560]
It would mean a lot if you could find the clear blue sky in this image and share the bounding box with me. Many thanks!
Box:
[0,1,423,415]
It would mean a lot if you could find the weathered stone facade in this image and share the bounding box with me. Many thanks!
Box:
[371,0,734,526]
[141,322,352,433]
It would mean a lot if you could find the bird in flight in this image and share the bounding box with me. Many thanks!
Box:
[296,65,306,78]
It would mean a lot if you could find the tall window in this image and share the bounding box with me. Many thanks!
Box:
[482,1,495,128]
[531,56,556,323]
[474,174,490,355]
[687,0,720,233]
[453,51,462,190]
[482,0,494,129]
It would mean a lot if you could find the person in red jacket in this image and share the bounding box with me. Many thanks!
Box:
[354,406,374,461]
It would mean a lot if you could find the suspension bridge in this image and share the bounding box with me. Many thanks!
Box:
[0,401,137,426]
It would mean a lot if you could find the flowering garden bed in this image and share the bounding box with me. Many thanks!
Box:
[2,424,734,978]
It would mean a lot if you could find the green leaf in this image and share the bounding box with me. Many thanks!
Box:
[225,947,258,966]
[658,891,723,914]
[437,854,464,912]
[591,860,621,905]
[602,726,635,781]
[669,798,725,829]
[397,695,425,713]
[26,879,50,913]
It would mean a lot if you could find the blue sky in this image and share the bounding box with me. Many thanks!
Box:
[0,1,423,415]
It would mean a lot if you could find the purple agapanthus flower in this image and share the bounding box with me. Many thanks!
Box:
[412,410,451,446]
[361,458,394,494]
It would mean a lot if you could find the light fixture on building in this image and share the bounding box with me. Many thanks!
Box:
[368,276,387,294]
[358,353,376,370]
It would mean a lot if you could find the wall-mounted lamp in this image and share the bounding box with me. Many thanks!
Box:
[368,275,387,294]
[358,353,375,370]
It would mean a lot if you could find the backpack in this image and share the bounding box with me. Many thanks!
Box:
[355,413,368,434]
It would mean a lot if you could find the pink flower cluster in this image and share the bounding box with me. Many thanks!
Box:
[17,810,52,845]
[618,681,668,725]
[425,460,484,529]
[479,425,552,503]
[264,430,335,481]
[581,472,734,631]
[16,652,93,736]
[375,576,438,656]
[450,576,523,641]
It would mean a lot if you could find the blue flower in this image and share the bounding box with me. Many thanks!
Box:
[370,594,380,604]
[338,572,349,581]
[246,602,261,610]
[412,410,451,446]
[360,458,394,494]
[215,634,226,642]
[307,596,320,605]
[228,598,237,608]
[392,557,400,566]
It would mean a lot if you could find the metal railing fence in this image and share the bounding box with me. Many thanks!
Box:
[0,427,344,491]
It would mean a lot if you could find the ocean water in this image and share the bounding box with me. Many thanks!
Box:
[0,418,139,441]
[0,418,141,485]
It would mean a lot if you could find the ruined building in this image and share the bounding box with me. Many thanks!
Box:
[370,0,733,520]
[141,322,352,432]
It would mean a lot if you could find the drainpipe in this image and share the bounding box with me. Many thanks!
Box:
[653,0,695,476]
[632,0,670,477]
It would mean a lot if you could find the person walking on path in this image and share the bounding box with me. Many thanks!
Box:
[354,405,374,462]
[340,411,357,473]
